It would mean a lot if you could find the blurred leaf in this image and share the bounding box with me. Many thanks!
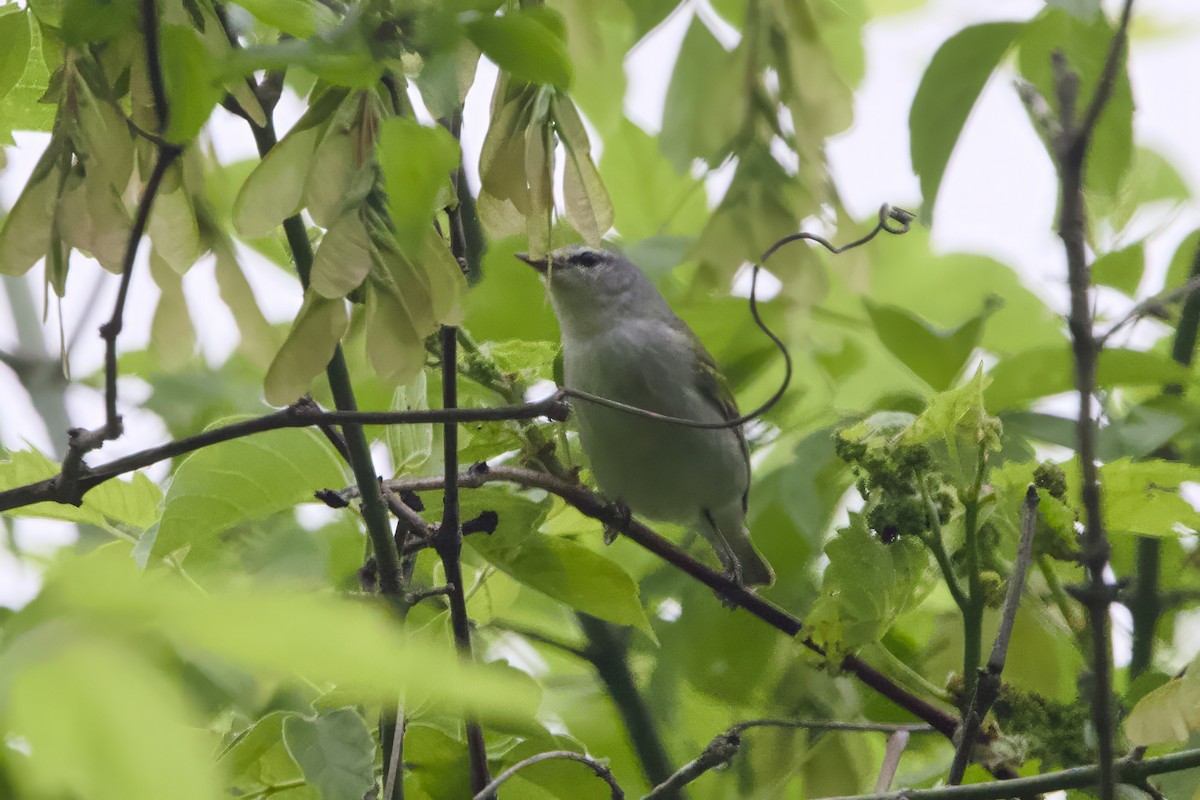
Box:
[600,119,707,239]
[1091,147,1191,232]
[264,290,349,406]
[985,348,1193,410]
[1018,9,1133,199]
[864,298,992,390]
[1166,228,1200,293]
[151,423,344,559]
[465,8,573,89]
[553,96,613,244]
[147,171,202,274]
[377,117,461,254]
[160,25,222,143]
[463,489,654,637]
[1092,241,1144,295]
[212,237,281,370]
[148,249,197,369]
[1126,660,1200,745]
[660,16,744,171]
[387,370,433,476]
[0,9,32,103]
[1098,458,1200,538]
[31,550,542,722]
[4,633,220,800]
[0,141,61,276]
[909,22,1022,221]
[234,0,338,37]
[282,709,374,800]
[0,12,55,139]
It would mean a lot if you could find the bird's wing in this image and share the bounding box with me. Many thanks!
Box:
[671,318,752,510]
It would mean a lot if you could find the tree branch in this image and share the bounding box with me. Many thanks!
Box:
[379,465,961,739]
[471,750,624,800]
[1050,4,1136,797]
[812,746,1200,800]
[947,487,1039,784]
[0,395,569,513]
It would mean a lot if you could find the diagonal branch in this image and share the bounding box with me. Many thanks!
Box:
[472,750,623,800]
[374,465,961,739]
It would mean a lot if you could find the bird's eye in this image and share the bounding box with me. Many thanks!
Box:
[573,250,601,268]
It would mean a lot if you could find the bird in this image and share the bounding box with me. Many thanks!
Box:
[516,245,774,588]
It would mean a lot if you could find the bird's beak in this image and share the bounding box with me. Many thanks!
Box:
[515,252,550,274]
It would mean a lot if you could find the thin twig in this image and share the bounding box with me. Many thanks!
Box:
[377,465,962,739]
[812,746,1200,800]
[947,487,1039,784]
[1050,4,1137,797]
[140,0,168,132]
[875,731,910,794]
[1,394,570,513]
[472,750,624,800]
[1097,272,1200,346]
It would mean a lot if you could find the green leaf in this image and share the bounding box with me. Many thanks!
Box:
[1098,459,1200,538]
[3,633,220,800]
[0,13,55,139]
[36,550,543,723]
[909,22,1023,221]
[465,8,573,89]
[386,370,432,477]
[0,141,61,276]
[148,249,197,369]
[232,0,338,38]
[1091,241,1144,295]
[1165,228,1200,293]
[213,237,280,370]
[906,368,1001,489]
[263,290,349,406]
[1125,657,1200,747]
[146,170,202,274]
[160,25,222,143]
[150,423,345,559]
[805,513,931,659]
[463,489,655,637]
[310,211,373,299]
[660,17,744,171]
[376,117,461,254]
[863,298,993,390]
[1017,9,1133,199]
[57,172,131,273]
[599,119,707,240]
[221,712,312,797]
[553,96,613,245]
[282,709,374,800]
[0,9,32,103]
[233,88,346,237]
[985,348,1193,410]
[61,0,136,46]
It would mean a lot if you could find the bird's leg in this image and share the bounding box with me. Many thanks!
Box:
[703,509,746,609]
[603,498,632,545]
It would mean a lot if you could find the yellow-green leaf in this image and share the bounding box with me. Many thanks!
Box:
[263,290,348,406]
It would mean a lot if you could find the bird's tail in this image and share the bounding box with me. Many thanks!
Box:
[704,504,775,587]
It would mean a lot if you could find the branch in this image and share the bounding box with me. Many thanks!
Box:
[378,465,961,739]
[644,719,930,799]
[1097,272,1200,347]
[1050,4,1136,797]
[947,486,1039,784]
[0,395,569,513]
[875,731,910,794]
[812,746,1200,800]
[434,325,489,791]
[472,750,623,800]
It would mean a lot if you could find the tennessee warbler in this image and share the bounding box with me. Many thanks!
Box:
[517,245,774,587]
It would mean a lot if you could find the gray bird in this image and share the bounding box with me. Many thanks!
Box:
[517,245,774,587]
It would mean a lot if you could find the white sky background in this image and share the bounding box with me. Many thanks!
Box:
[3,0,1200,666]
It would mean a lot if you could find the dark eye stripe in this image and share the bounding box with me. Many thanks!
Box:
[573,251,601,268]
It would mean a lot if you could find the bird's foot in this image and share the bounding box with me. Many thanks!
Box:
[603,500,632,545]
[713,551,749,610]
